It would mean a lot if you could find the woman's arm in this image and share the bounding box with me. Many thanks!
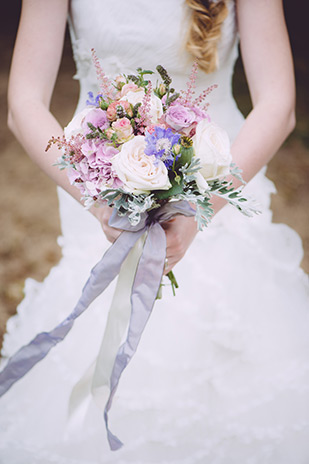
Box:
[8,0,72,190]
[233,0,295,180]
[163,0,295,273]
[8,0,120,242]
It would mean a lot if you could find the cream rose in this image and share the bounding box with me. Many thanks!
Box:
[112,136,171,194]
[193,120,232,181]
[120,90,163,123]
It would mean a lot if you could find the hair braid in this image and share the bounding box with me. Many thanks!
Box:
[185,0,229,73]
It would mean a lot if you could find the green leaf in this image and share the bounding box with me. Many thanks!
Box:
[153,175,184,200]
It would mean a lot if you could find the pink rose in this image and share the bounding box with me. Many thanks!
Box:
[112,117,134,142]
[120,82,139,97]
[145,123,166,135]
[165,104,196,131]
[106,100,133,121]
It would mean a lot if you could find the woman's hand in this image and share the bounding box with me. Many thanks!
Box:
[161,215,198,274]
[91,204,122,243]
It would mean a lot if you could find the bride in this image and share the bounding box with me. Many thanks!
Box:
[1,0,309,462]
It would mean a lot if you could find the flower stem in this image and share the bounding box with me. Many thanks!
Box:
[156,270,179,300]
[166,270,179,296]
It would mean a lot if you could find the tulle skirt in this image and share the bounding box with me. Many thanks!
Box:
[1,169,309,464]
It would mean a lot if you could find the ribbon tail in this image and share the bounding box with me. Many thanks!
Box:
[104,222,167,450]
[0,229,144,397]
[90,234,147,408]
[66,234,146,433]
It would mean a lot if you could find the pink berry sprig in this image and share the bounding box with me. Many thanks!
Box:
[46,135,85,164]
[193,84,218,109]
[91,48,115,100]
[181,61,198,106]
[136,81,152,128]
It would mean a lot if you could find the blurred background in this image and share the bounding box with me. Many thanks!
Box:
[0,2,308,347]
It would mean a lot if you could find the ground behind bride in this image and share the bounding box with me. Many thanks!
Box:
[0,2,308,347]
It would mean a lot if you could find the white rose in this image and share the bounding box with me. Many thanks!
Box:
[148,94,163,123]
[121,90,163,123]
[112,136,171,194]
[195,172,209,194]
[120,89,145,106]
[193,120,232,181]
[64,107,94,138]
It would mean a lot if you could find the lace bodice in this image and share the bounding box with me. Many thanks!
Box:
[69,0,243,140]
[58,0,275,247]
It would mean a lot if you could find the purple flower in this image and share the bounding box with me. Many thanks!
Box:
[191,105,209,124]
[145,127,180,168]
[86,91,103,107]
[81,108,109,134]
[165,104,196,131]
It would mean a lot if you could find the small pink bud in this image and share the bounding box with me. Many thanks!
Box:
[105,128,115,139]
[115,75,126,90]
[158,83,166,96]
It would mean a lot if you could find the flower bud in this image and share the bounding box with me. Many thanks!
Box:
[105,128,115,139]
[173,144,181,155]
[159,83,166,96]
[115,75,126,90]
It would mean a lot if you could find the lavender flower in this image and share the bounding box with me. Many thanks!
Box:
[145,127,180,168]
[86,91,103,107]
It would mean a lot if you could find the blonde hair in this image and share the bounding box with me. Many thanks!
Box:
[185,0,229,73]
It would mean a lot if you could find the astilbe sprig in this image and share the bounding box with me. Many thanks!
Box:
[46,134,85,164]
[135,81,153,129]
[181,61,198,106]
[91,48,115,100]
[192,84,218,110]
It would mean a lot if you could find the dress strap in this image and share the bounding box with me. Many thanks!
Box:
[67,13,77,45]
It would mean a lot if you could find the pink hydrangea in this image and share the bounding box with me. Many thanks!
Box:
[68,141,123,197]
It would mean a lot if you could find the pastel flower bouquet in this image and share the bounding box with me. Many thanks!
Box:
[47,50,257,294]
[47,50,256,229]
[0,51,259,452]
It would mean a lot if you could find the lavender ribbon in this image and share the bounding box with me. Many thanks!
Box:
[0,200,195,450]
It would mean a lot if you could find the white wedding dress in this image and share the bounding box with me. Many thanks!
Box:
[1,1,309,463]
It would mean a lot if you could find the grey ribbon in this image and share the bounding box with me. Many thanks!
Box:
[0,200,195,450]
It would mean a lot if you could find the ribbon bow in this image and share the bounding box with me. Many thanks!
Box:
[0,200,195,450]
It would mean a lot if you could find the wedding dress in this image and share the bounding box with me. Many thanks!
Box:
[1,1,309,463]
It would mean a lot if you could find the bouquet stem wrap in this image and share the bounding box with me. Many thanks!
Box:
[0,200,195,450]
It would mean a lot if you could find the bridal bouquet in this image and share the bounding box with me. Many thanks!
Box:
[0,51,258,452]
[47,50,256,232]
